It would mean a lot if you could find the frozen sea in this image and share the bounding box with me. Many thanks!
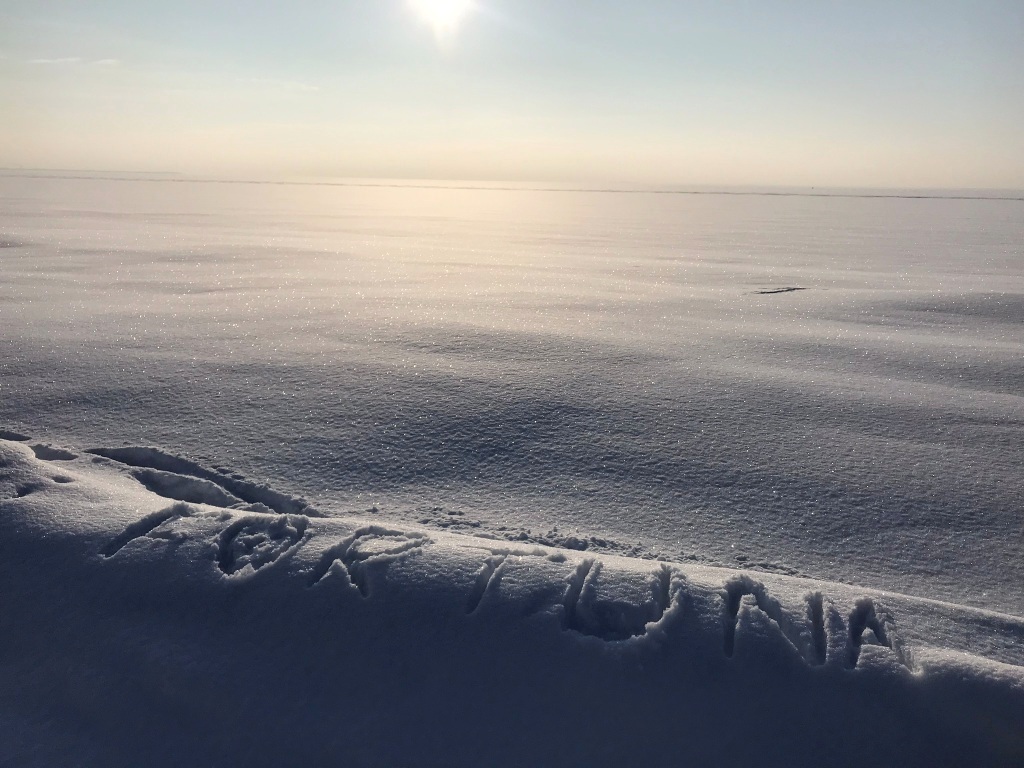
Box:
[2,175,1024,766]
[2,175,1022,613]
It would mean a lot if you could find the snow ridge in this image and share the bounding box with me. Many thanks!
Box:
[87,445,320,516]
[2,436,1023,767]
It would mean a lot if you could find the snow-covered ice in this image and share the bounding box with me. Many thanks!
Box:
[1,176,1022,765]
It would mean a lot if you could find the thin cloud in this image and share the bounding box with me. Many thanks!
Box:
[29,57,83,65]
[26,57,121,67]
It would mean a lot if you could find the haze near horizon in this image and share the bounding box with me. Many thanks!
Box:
[1,0,1023,188]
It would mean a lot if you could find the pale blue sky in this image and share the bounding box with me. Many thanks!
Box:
[2,1,1022,187]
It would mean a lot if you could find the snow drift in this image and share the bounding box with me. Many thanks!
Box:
[1,435,1021,767]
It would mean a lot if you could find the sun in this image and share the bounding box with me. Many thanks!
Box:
[410,0,474,37]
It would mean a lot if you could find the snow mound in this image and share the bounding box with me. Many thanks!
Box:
[1,437,1022,767]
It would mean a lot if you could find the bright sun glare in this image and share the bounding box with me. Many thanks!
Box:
[410,0,474,36]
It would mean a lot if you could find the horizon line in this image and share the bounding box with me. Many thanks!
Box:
[1,171,1022,202]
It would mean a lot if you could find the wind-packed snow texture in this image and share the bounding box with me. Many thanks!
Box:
[1,176,1023,765]
[3,177,1021,614]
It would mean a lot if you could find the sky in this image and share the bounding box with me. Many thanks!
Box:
[1,0,1022,188]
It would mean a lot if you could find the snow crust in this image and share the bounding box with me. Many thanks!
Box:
[1,178,1022,764]
[1,437,1021,766]
[1,178,1022,617]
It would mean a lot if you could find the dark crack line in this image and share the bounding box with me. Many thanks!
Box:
[754,286,807,295]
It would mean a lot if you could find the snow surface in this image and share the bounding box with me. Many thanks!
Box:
[1,176,1023,764]
[0,437,1022,766]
